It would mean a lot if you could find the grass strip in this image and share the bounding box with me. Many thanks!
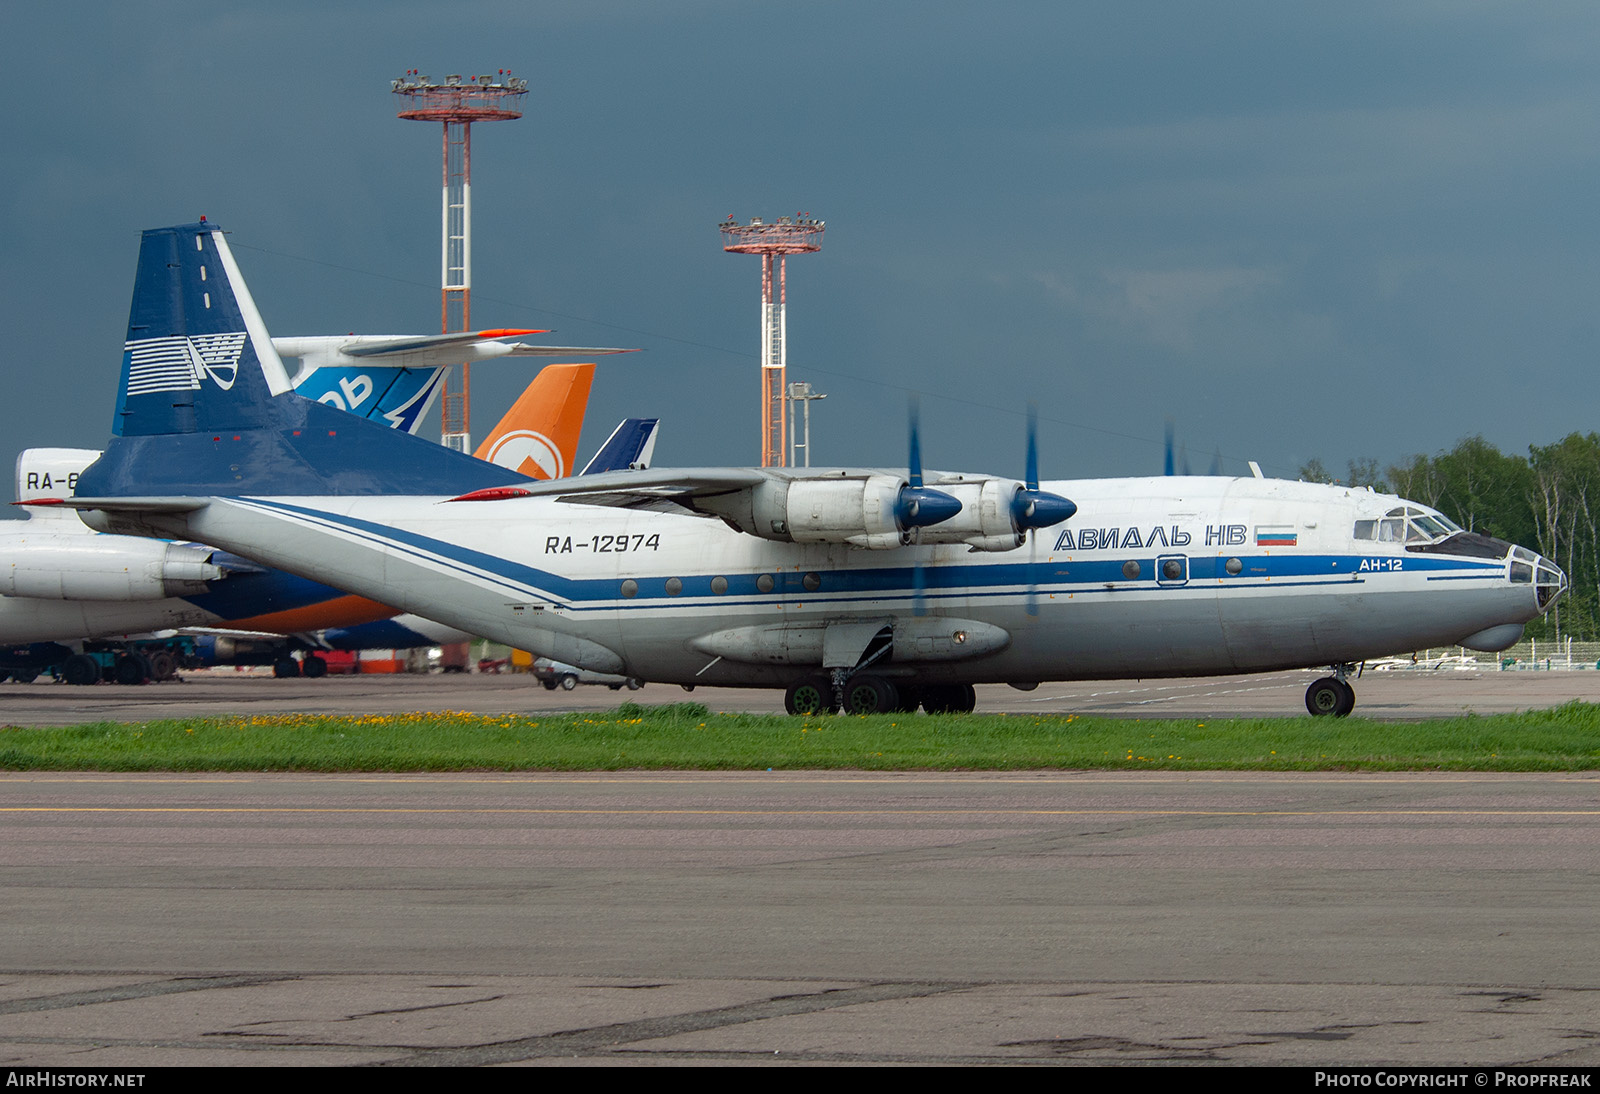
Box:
[1,700,1599,772]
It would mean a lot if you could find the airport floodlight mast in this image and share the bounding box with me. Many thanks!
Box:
[787,381,826,468]
[393,70,528,451]
[719,214,825,467]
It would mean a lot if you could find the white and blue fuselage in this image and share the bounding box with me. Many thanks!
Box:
[152,474,1559,690]
[68,221,1566,714]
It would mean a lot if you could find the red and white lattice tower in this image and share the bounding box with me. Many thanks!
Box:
[719,214,825,467]
[393,70,527,451]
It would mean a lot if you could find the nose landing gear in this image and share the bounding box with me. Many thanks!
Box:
[1305,665,1357,717]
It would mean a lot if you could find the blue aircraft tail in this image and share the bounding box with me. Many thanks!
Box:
[290,363,445,435]
[581,418,660,475]
[77,221,527,498]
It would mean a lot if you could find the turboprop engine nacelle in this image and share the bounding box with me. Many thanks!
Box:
[907,478,1028,552]
[0,536,224,600]
[701,473,958,550]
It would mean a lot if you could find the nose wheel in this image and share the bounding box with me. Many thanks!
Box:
[1305,676,1355,717]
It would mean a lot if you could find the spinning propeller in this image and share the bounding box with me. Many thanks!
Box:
[1013,404,1077,532]
[896,400,1076,617]
[903,399,958,616]
[1165,419,1222,476]
[897,401,962,532]
[1017,404,1077,616]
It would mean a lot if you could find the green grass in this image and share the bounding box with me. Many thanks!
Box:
[2,700,1600,772]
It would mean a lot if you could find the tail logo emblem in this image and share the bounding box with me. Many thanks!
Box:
[124,333,247,395]
[485,430,564,480]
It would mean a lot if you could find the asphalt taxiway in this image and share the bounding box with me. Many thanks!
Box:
[0,665,1599,724]
[1,671,1597,1066]
[1,769,1599,1066]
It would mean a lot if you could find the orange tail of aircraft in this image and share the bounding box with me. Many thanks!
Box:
[222,363,597,635]
[473,363,595,480]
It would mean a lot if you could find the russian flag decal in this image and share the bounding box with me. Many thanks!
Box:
[1255,525,1298,547]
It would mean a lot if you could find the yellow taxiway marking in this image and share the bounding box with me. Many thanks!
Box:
[2,807,1600,817]
[2,773,1597,785]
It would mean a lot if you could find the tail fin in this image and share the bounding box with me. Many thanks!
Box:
[473,363,595,479]
[115,220,294,437]
[287,361,446,435]
[16,448,102,503]
[581,418,660,474]
[78,221,526,498]
[277,330,634,438]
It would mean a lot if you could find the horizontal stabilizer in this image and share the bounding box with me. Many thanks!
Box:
[65,497,210,514]
[331,329,548,356]
[81,221,534,498]
[274,332,638,373]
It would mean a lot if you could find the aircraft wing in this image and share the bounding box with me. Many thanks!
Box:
[71,461,1057,553]
[454,467,767,507]
[68,471,764,520]
[445,463,1072,550]
[178,625,326,646]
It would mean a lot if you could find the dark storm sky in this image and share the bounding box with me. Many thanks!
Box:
[3,1,1597,487]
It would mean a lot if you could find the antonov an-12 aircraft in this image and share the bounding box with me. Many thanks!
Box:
[73,222,1566,716]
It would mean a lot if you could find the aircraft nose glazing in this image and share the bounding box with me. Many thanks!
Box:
[1510,544,1567,611]
[1535,557,1567,611]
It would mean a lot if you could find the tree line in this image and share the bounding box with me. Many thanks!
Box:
[1299,433,1600,641]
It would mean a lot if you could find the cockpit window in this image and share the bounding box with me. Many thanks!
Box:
[1536,563,1565,609]
[1353,506,1460,544]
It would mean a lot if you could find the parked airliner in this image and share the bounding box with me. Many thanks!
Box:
[73,222,1566,715]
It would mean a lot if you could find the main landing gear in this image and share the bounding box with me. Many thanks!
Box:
[272,654,328,679]
[783,672,978,716]
[1305,665,1357,717]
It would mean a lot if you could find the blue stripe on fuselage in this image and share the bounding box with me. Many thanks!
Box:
[235,499,1506,612]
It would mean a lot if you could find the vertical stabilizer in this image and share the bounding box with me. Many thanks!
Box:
[474,363,595,478]
[80,221,528,498]
[116,222,293,438]
[581,418,660,474]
